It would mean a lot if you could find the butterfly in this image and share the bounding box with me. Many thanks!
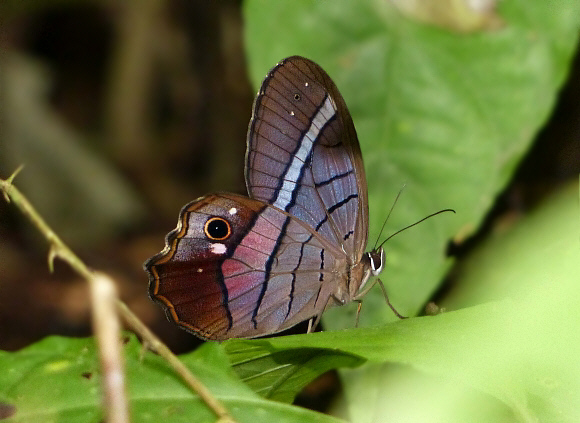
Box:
[144,56,398,340]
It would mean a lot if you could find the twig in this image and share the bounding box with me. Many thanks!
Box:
[91,273,130,423]
[0,169,237,423]
[118,301,235,423]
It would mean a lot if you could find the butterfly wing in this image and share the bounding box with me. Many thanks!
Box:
[246,56,369,265]
[145,193,344,340]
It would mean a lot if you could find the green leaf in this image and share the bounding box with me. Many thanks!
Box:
[0,335,345,423]
[244,0,580,330]
[442,180,580,309]
[226,302,511,404]
[225,340,364,403]
[336,181,580,422]
[225,181,580,421]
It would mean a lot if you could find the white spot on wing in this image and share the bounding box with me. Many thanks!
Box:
[228,207,237,215]
[210,243,227,254]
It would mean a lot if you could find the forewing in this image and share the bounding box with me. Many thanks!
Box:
[246,56,369,263]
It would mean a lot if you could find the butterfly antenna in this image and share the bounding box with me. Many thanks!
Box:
[377,209,456,250]
[373,185,406,250]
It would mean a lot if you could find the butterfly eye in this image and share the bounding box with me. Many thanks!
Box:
[204,217,231,241]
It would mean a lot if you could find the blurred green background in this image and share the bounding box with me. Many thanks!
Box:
[0,1,579,422]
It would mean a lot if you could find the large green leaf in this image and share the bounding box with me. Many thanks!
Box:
[0,335,345,423]
[244,0,580,329]
[241,2,580,420]
[225,340,364,403]
[225,181,580,421]
[335,180,580,423]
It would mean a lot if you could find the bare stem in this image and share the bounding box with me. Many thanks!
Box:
[91,273,130,423]
[117,301,235,422]
[0,169,236,423]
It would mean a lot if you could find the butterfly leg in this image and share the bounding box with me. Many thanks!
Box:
[307,294,340,333]
[354,278,407,319]
[307,314,323,333]
[354,300,363,327]
[376,278,406,319]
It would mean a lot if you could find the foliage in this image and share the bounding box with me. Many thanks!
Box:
[1,0,579,422]
[245,0,579,327]
[0,336,343,423]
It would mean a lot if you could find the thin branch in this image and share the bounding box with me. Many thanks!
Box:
[0,169,237,423]
[91,273,130,423]
[117,301,235,423]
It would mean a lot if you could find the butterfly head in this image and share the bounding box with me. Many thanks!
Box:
[368,247,385,277]
[351,247,385,299]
